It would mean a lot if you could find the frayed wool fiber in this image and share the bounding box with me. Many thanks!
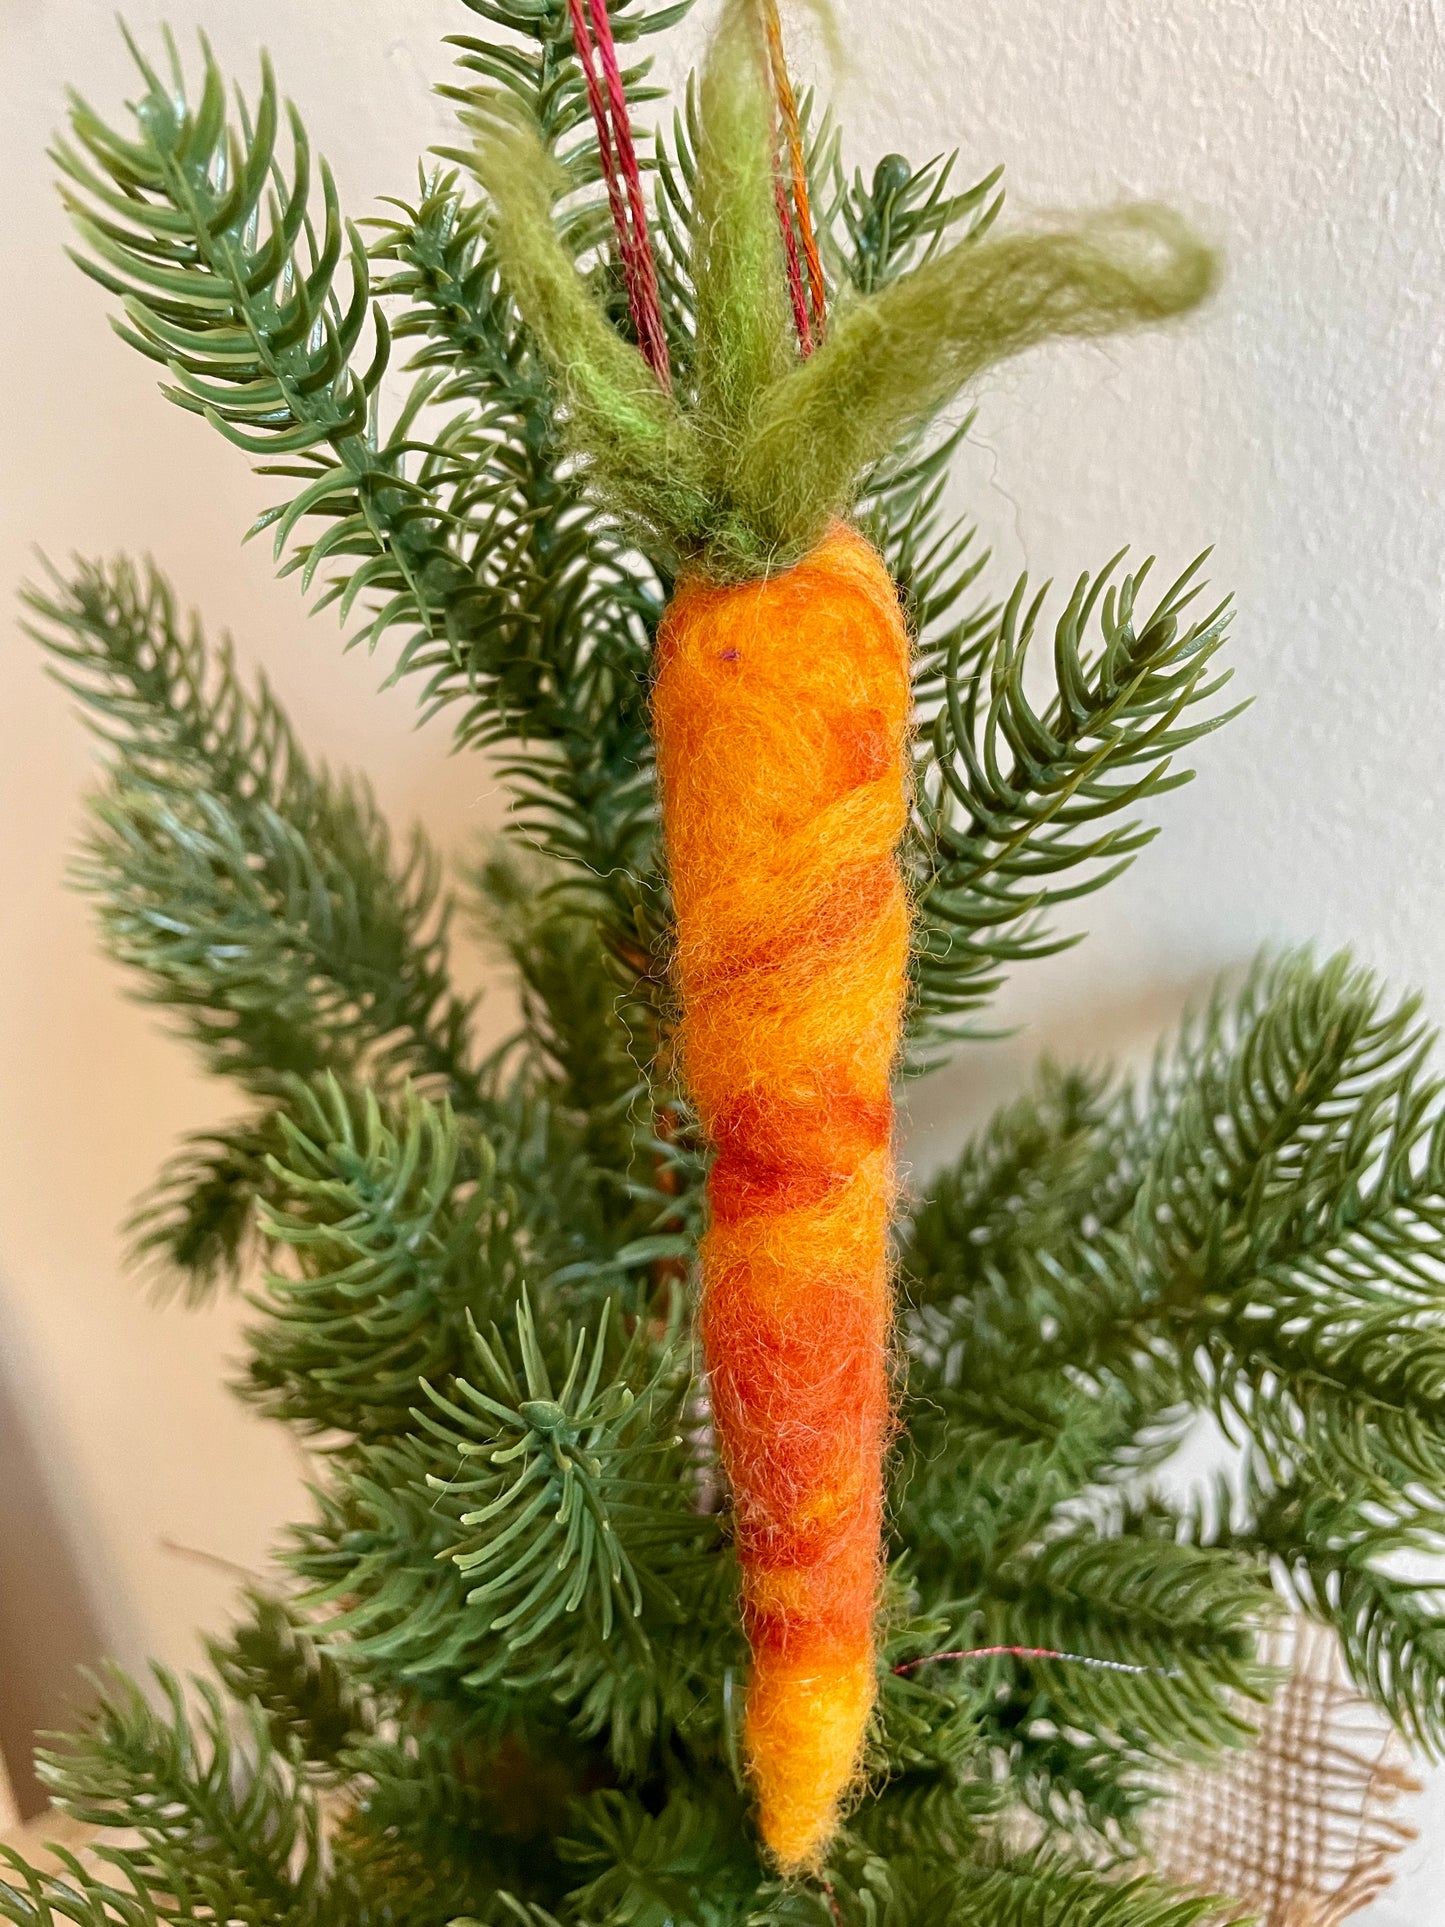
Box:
[653,524,911,1870]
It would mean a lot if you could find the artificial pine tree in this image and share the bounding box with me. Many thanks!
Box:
[4,0,1444,1920]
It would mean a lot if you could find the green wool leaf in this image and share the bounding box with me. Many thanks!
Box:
[465,7,1218,578]
[464,94,714,561]
[733,209,1216,568]
[689,1,794,449]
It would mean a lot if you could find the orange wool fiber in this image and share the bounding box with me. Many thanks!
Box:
[652,523,911,1872]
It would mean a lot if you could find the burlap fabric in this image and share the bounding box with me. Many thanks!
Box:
[1149,1621,1421,1925]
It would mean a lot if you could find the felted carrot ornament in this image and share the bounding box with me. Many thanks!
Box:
[470,0,1216,1874]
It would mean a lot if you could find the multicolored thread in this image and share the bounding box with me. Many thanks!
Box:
[760,0,826,351]
[894,1645,1187,1681]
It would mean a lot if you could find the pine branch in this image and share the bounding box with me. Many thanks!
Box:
[755,1844,1231,1927]
[335,1705,585,1923]
[23,557,485,1307]
[1216,1468,1445,1758]
[285,1297,734,1778]
[468,844,707,1309]
[903,1061,1135,1311]
[897,1065,1171,1562]
[557,1785,757,1927]
[470,844,652,1127]
[859,422,993,648]
[127,1113,288,1300]
[209,1590,371,1776]
[59,26,668,987]
[368,167,667,970]
[289,1460,740,1784]
[55,31,474,651]
[896,1380,1148,1596]
[850,1778,997,1876]
[480,1068,696,1315]
[904,949,1445,1758]
[908,554,1238,1057]
[946,1859,1233,1927]
[880,1516,1271,1851]
[244,1059,698,1439]
[1126,953,1445,1500]
[904,950,1445,1468]
[412,1298,707,1649]
[454,2,695,61]
[0,1851,166,1927]
[26,557,480,1106]
[828,150,1005,299]
[866,1624,1001,1861]
[976,1526,1270,1755]
[366,11,685,959]
[242,1078,518,1438]
[286,1443,477,1687]
[32,1666,324,1926]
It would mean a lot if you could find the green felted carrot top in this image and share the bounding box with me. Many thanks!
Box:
[468,0,1217,583]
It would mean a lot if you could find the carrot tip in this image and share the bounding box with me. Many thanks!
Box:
[748,1653,875,1874]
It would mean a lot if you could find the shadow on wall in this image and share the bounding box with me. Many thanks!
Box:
[0,1297,108,1819]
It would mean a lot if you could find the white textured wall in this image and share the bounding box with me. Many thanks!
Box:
[1,0,1442,1907]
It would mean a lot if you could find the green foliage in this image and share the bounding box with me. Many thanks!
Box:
[25,558,478,1103]
[128,1113,289,1301]
[56,28,459,650]
[412,1299,708,1646]
[243,1077,516,1437]
[688,4,794,450]
[1241,1475,1445,1760]
[285,1297,727,1774]
[16,1667,325,1927]
[748,1843,1232,1927]
[470,844,652,1129]
[58,20,674,999]
[733,208,1214,576]
[908,553,1239,1055]
[10,7,1443,1927]
[209,1590,371,1774]
[334,1702,591,1924]
[557,1784,758,1927]
[903,951,1445,1756]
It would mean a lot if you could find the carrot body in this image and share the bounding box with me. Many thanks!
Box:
[653,524,911,1871]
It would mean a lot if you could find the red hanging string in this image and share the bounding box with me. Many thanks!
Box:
[567,0,671,388]
[566,0,634,290]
